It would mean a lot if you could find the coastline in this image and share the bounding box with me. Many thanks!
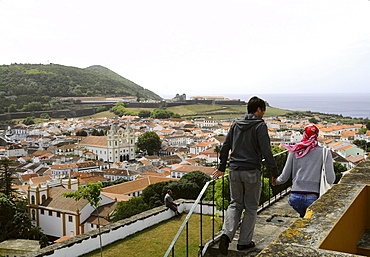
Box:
[161,93,369,119]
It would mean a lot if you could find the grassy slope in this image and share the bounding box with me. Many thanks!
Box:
[82,214,221,257]
[166,104,289,119]
[79,105,290,120]
[85,65,162,100]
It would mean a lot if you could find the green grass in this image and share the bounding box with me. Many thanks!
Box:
[80,104,282,120]
[80,105,290,120]
[81,214,221,257]
[167,104,289,119]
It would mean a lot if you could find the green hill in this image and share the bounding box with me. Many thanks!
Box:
[84,65,160,100]
[0,63,161,112]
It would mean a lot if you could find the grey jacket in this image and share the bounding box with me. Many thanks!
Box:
[218,114,278,177]
[276,146,335,193]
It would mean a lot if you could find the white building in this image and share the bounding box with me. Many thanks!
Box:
[193,118,220,128]
[5,144,28,157]
[28,182,116,238]
[78,125,136,163]
[164,134,187,147]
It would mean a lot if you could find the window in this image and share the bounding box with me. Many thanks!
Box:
[41,195,46,203]
[56,212,61,218]
[49,210,52,216]
[32,210,36,220]
[69,216,73,222]
[31,195,35,205]
[40,209,44,215]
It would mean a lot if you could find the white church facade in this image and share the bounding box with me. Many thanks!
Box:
[78,124,136,163]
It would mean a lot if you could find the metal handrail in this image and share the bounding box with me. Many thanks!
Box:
[163,177,221,257]
[164,150,288,257]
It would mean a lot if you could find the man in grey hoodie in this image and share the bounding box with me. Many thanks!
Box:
[213,96,278,255]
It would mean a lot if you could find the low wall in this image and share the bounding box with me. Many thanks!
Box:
[24,200,220,257]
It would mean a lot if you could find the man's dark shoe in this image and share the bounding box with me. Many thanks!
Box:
[237,241,255,251]
[219,234,230,255]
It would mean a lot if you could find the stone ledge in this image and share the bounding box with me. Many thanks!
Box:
[257,158,370,257]
[258,243,357,256]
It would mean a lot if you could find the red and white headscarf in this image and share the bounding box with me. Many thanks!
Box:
[282,124,319,158]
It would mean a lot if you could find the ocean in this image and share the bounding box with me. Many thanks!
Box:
[225,93,370,119]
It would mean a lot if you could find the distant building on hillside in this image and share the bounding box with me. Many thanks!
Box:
[172,93,186,102]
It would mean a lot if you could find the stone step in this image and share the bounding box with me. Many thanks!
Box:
[205,194,299,256]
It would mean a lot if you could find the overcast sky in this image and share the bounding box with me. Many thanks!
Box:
[1,0,370,98]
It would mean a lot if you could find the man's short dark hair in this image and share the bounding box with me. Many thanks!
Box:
[247,96,266,114]
[167,189,172,193]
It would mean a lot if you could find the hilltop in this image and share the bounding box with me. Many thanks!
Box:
[0,63,162,112]
[84,65,160,100]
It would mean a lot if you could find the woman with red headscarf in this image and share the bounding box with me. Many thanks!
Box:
[274,124,335,217]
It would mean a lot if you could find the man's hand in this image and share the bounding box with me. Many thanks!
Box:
[212,170,224,180]
[271,177,277,186]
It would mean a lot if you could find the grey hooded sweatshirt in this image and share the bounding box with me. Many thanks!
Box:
[218,114,278,177]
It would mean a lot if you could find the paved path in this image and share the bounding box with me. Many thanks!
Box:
[206,194,299,256]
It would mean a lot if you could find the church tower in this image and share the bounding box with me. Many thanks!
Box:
[107,124,120,163]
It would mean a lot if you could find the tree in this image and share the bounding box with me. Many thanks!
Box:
[111,102,130,116]
[136,131,161,155]
[21,101,43,112]
[0,159,17,197]
[333,162,347,184]
[113,196,149,221]
[138,110,151,118]
[173,170,211,199]
[366,121,370,130]
[261,145,288,178]
[8,104,17,112]
[359,127,367,134]
[39,234,50,248]
[96,106,107,113]
[22,116,35,125]
[141,181,172,209]
[205,176,230,210]
[150,109,174,119]
[308,117,318,124]
[0,193,16,241]
[76,130,88,136]
[10,212,34,239]
[63,182,103,257]
[91,129,104,136]
[353,139,367,151]
[113,171,211,222]
[40,113,51,120]
[0,193,42,242]
[171,113,181,118]
[110,102,137,116]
